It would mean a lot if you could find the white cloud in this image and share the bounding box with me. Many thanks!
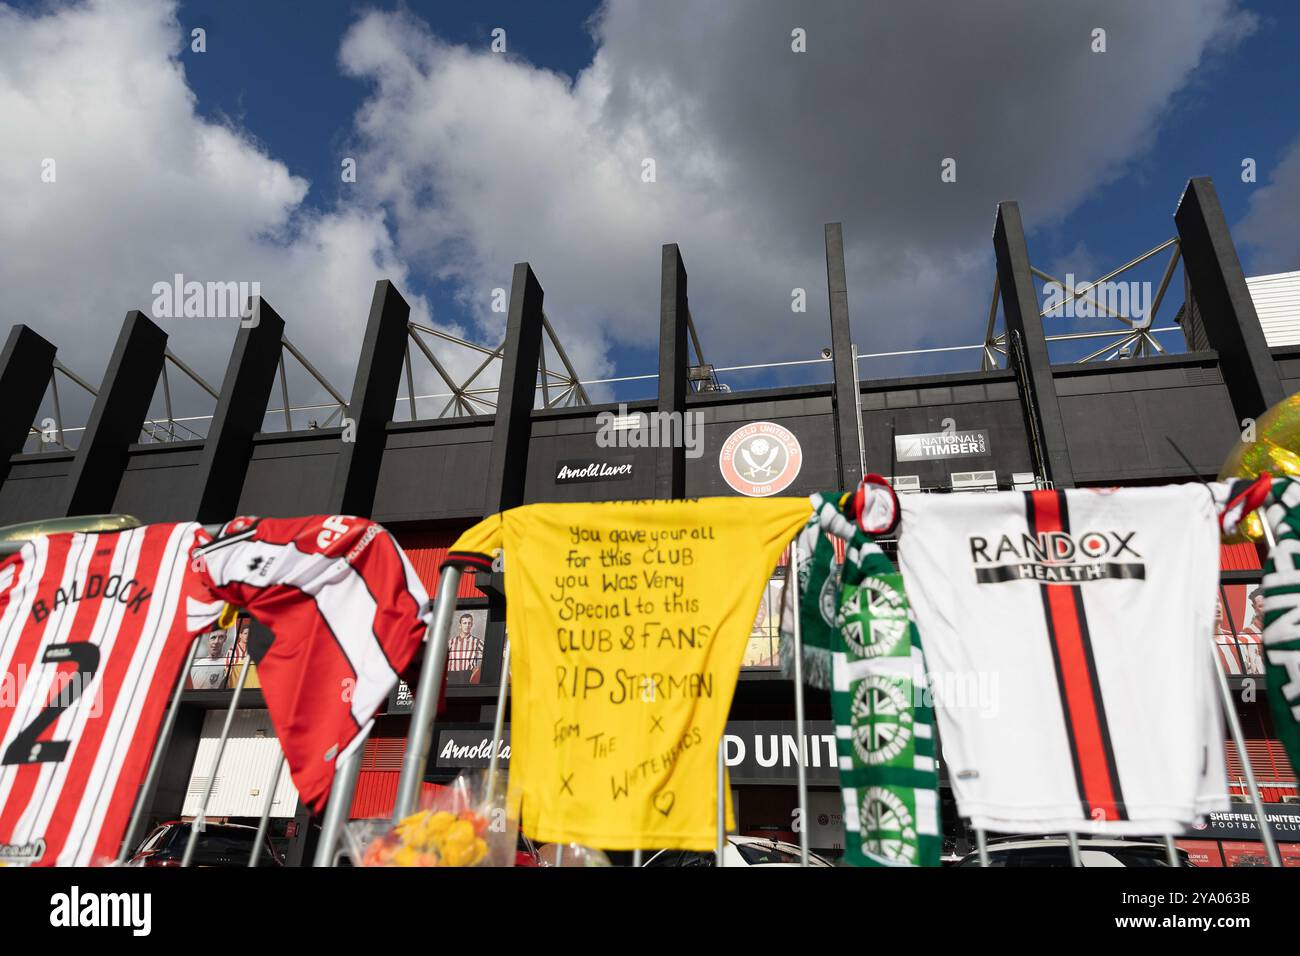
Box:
[0,0,433,427]
[1238,137,1300,275]
[340,0,1255,386]
[0,0,1258,433]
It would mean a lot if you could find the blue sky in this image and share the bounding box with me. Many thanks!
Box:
[181,1,602,191]
[176,0,614,398]
[179,0,1300,382]
[3,0,1298,419]
[1031,0,1299,295]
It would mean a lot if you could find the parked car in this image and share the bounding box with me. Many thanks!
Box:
[128,821,284,867]
[955,838,1193,867]
[642,836,834,867]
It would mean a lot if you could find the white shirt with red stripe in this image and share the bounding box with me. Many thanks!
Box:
[0,523,217,866]
[195,515,430,813]
[898,484,1229,836]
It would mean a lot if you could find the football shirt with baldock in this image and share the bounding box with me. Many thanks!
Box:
[0,523,218,866]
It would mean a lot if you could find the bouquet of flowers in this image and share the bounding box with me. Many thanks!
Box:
[358,769,517,867]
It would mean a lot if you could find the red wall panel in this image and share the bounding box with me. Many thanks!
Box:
[395,529,485,599]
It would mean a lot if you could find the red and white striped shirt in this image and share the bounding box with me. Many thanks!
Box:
[0,523,217,866]
[195,515,430,813]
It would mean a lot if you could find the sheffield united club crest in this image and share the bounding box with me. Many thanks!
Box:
[718,422,803,497]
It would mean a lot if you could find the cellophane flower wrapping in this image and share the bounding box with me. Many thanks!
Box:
[359,769,517,867]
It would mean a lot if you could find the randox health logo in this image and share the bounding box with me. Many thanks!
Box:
[968,529,1145,584]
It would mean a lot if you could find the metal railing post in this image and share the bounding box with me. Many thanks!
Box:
[716,739,726,867]
[394,565,461,821]
[248,751,285,867]
[789,543,811,867]
[312,727,369,867]
[116,636,199,863]
[485,639,511,806]
[181,654,252,867]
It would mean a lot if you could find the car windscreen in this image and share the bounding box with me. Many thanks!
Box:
[1107,845,1180,867]
[137,827,172,853]
[186,827,277,861]
[735,842,801,865]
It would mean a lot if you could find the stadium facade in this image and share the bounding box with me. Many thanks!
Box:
[0,176,1292,865]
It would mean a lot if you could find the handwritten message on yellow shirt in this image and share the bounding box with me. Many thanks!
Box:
[448,497,807,850]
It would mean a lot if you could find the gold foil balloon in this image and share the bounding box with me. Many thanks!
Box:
[1218,392,1300,541]
[0,513,140,542]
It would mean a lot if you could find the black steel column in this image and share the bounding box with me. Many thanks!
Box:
[485,263,545,512]
[191,299,285,522]
[328,280,410,515]
[657,244,688,499]
[61,311,168,516]
[993,202,1076,488]
[825,223,862,486]
[1175,176,1284,422]
[0,325,56,486]
[480,264,545,681]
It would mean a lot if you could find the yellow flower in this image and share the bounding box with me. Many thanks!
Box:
[426,811,456,836]
[395,811,431,840]
[442,843,473,867]
[444,820,476,847]
[393,845,421,868]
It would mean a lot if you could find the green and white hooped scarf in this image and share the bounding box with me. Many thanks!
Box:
[835,529,940,867]
[1239,476,1300,776]
[794,484,940,867]
[779,492,849,690]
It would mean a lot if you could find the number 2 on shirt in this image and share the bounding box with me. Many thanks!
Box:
[1,643,101,766]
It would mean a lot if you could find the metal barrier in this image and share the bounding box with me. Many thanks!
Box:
[1,501,1281,868]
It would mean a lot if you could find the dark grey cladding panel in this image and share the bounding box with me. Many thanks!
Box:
[383,423,495,448]
[1057,372,1113,395]
[111,443,203,523]
[1274,351,1300,392]
[690,395,834,424]
[1131,384,1239,475]
[1060,382,1239,482]
[863,400,1033,487]
[860,377,1018,411]
[1058,393,1149,477]
[372,432,493,523]
[236,432,341,517]
[1055,361,1225,396]
[0,454,72,525]
[1053,356,1237,480]
[530,415,607,438]
[685,413,837,498]
[951,384,991,403]
[525,432,658,503]
[916,387,954,405]
[884,390,919,409]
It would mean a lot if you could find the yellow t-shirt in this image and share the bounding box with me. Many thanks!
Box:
[448,497,808,850]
